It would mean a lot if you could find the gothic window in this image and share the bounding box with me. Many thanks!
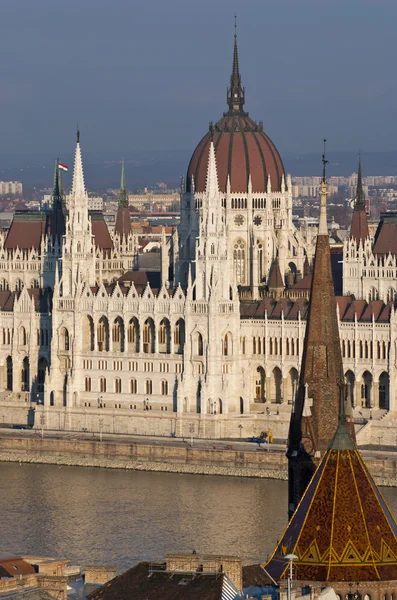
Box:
[233,239,246,284]
[115,378,122,393]
[145,379,152,395]
[161,380,168,395]
[253,215,262,226]
[234,215,244,226]
[211,243,215,255]
[143,319,155,353]
[60,327,69,351]
[100,377,107,393]
[174,319,185,353]
[19,327,27,346]
[194,332,204,356]
[130,379,137,394]
[85,377,91,392]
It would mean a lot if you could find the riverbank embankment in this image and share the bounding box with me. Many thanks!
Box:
[1,435,397,486]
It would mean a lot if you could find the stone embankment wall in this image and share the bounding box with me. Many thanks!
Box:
[0,436,397,486]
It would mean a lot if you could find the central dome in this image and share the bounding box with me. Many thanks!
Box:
[187,27,285,194]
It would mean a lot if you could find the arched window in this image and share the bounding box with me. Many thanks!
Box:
[130,379,137,394]
[223,332,232,356]
[159,319,170,353]
[60,327,69,351]
[97,316,109,352]
[37,357,48,393]
[19,327,27,346]
[161,380,168,395]
[21,357,29,392]
[145,379,152,395]
[85,377,91,392]
[115,378,122,393]
[387,288,396,302]
[100,377,107,393]
[194,332,203,356]
[233,239,246,284]
[255,367,265,402]
[369,286,378,301]
[112,317,124,352]
[83,315,94,351]
[143,318,155,353]
[128,318,139,352]
[174,319,185,354]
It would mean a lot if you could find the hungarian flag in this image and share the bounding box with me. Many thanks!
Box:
[58,162,68,172]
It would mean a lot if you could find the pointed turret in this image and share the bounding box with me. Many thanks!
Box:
[71,129,87,200]
[118,160,129,208]
[46,160,65,242]
[227,16,245,114]
[115,161,131,239]
[287,141,353,517]
[268,256,284,298]
[350,154,369,244]
[205,141,219,198]
[52,160,63,209]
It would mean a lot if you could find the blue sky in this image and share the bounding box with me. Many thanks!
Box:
[1,0,396,157]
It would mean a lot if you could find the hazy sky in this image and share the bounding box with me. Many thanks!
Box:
[1,0,397,157]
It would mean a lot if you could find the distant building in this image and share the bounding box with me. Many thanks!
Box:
[0,181,22,195]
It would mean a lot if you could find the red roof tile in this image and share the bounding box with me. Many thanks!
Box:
[187,114,285,194]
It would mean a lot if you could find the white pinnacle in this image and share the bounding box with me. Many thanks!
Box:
[318,180,328,236]
[71,136,87,199]
[205,142,219,197]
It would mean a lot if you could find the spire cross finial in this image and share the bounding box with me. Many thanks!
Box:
[234,13,237,39]
[322,138,328,183]
[77,125,80,144]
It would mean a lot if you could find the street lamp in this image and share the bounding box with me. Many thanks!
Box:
[285,554,297,600]
[189,423,195,447]
[238,424,243,439]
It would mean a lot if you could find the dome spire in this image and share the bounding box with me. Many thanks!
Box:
[227,15,245,114]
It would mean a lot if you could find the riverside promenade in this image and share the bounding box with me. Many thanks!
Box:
[1,428,397,486]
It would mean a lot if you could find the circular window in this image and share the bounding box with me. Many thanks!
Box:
[254,215,262,226]
[234,215,245,226]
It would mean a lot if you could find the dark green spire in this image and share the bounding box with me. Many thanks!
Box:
[119,160,129,208]
[52,159,63,209]
[355,153,365,209]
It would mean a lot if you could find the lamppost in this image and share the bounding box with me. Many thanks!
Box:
[189,423,195,447]
[40,412,45,440]
[285,554,297,600]
[238,424,243,440]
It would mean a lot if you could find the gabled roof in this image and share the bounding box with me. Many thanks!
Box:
[268,257,284,289]
[350,207,369,245]
[89,211,113,252]
[265,441,397,583]
[114,207,131,238]
[0,556,36,577]
[87,562,237,600]
[5,212,47,250]
[373,214,397,255]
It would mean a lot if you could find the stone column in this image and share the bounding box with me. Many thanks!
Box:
[373,381,379,409]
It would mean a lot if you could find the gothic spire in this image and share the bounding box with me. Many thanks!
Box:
[355,153,365,209]
[318,139,328,236]
[119,160,129,208]
[71,128,87,199]
[51,159,63,208]
[205,141,219,197]
[287,141,353,517]
[350,153,369,244]
[227,16,245,114]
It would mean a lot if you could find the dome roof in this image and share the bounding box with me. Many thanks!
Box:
[187,25,285,194]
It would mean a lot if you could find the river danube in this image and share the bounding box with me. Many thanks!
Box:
[1,463,397,570]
